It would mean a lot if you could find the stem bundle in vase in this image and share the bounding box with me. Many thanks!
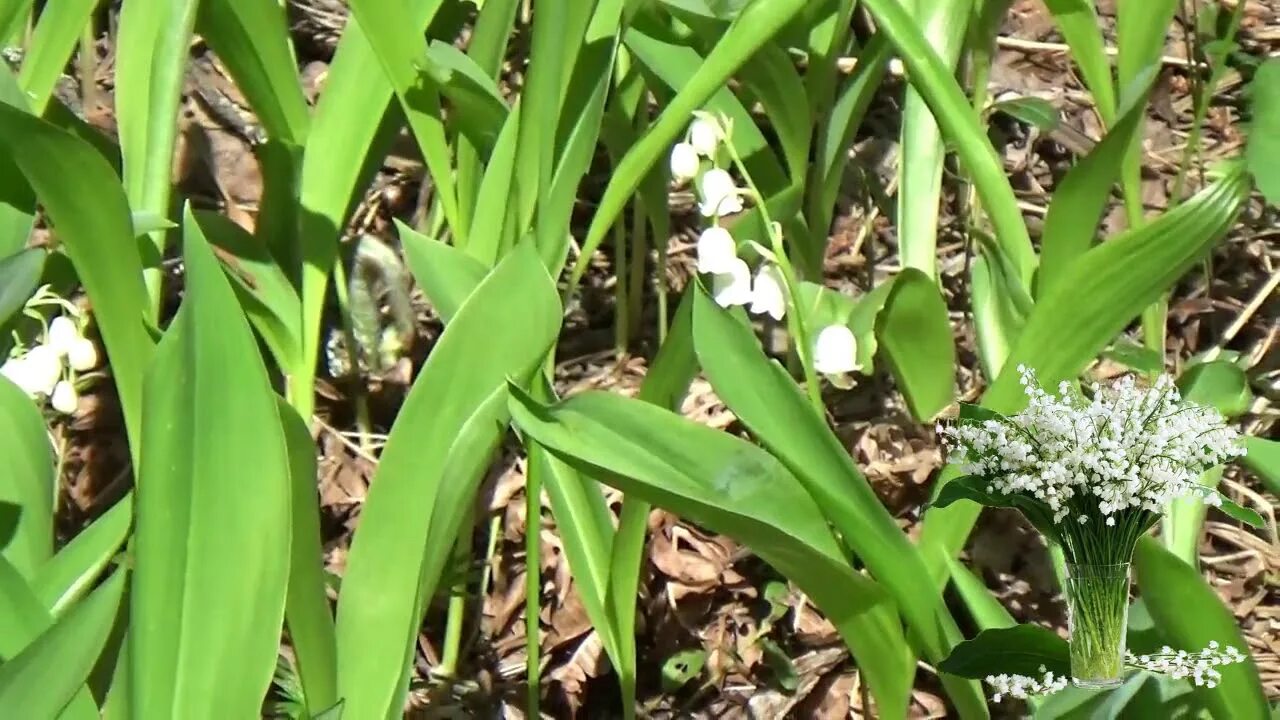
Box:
[937,366,1254,688]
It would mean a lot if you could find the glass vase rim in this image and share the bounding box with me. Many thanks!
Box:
[1064,561,1132,571]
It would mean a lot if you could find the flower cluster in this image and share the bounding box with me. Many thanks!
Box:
[940,366,1244,526]
[671,113,786,320]
[1,308,99,415]
[984,666,1069,703]
[1125,643,1247,688]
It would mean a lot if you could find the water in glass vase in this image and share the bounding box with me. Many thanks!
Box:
[1064,563,1131,688]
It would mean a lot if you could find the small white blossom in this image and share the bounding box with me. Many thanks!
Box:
[938,368,1245,538]
[50,380,77,415]
[15,344,63,396]
[696,226,738,274]
[689,116,722,157]
[984,667,1069,702]
[67,337,98,372]
[813,324,860,375]
[1124,645,1246,688]
[698,168,744,217]
[748,264,786,320]
[669,142,700,184]
[47,316,80,356]
[711,257,752,308]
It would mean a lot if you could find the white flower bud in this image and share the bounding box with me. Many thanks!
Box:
[698,168,744,218]
[711,257,752,308]
[813,324,859,375]
[21,345,64,396]
[696,226,738,274]
[50,380,77,414]
[67,337,98,372]
[47,316,80,356]
[669,142,700,184]
[748,264,786,320]
[689,116,721,156]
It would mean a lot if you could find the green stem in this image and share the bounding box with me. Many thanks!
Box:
[613,209,629,354]
[722,137,823,414]
[437,504,476,678]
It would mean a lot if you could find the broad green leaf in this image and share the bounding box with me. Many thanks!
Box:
[929,475,1014,511]
[1043,0,1117,122]
[988,96,1060,131]
[690,287,985,716]
[1134,537,1268,720]
[859,0,1033,285]
[876,269,956,420]
[131,206,292,719]
[508,387,915,718]
[335,241,561,719]
[661,648,707,691]
[14,0,98,113]
[195,210,302,372]
[294,5,451,420]
[196,0,309,145]
[0,357,53,581]
[1100,340,1164,375]
[969,253,1026,377]
[465,102,521,266]
[1115,0,1178,221]
[947,558,1015,629]
[1179,360,1253,418]
[896,0,971,280]
[1239,437,1280,497]
[397,220,487,323]
[32,495,130,616]
[1036,84,1151,299]
[0,63,36,259]
[1246,59,1280,205]
[938,624,1070,678]
[277,398,338,715]
[0,564,124,717]
[115,0,198,306]
[0,102,154,452]
[572,0,807,291]
[1209,492,1264,529]
[0,249,44,329]
[0,0,35,46]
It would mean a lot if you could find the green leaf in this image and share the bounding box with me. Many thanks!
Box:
[929,475,1014,511]
[938,624,1070,678]
[0,367,53,579]
[114,0,199,300]
[1239,437,1280,497]
[1246,59,1280,205]
[572,0,808,291]
[131,206,292,718]
[1134,536,1269,720]
[1210,492,1265,529]
[31,495,131,617]
[0,101,155,453]
[1114,0,1178,220]
[15,0,97,113]
[1037,81,1152,299]
[691,286,985,714]
[1178,360,1253,418]
[875,269,956,421]
[0,565,125,716]
[508,386,915,718]
[1043,0,1117,122]
[1100,340,1165,375]
[0,501,17,552]
[661,648,707,692]
[984,164,1251,412]
[277,398,338,715]
[194,210,302,372]
[335,241,561,718]
[989,96,1061,130]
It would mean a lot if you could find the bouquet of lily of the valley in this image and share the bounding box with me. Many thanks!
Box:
[935,366,1264,689]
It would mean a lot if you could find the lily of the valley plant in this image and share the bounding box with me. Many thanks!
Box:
[936,367,1263,688]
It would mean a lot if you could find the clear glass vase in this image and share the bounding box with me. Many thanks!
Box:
[1064,562,1130,688]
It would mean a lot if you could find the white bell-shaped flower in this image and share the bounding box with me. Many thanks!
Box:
[20,345,64,396]
[698,168,744,217]
[696,226,738,274]
[689,116,721,157]
[1,358,33,393]
[50,380,77,415]
[711,257,752,308]
[47,316,80,356]
[669,142,700,184]
[748,264,786,320]
[67,337,98,372]
[813,324,860,375]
